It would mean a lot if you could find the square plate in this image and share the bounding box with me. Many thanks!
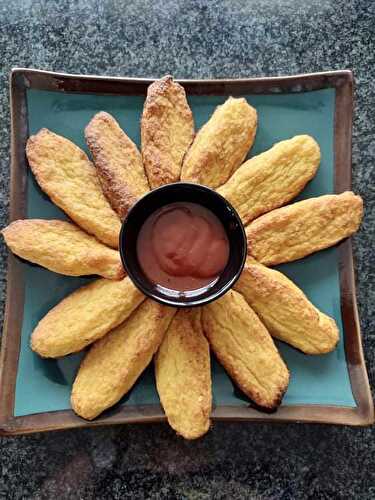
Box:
[0,68,373,435]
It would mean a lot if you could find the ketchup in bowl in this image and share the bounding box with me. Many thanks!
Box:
[136,202,230,292]
[119,182,246,307]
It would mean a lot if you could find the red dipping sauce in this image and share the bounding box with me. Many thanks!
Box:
[136,202,230,292]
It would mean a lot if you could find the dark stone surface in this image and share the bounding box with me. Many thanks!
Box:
[0,0,374,498]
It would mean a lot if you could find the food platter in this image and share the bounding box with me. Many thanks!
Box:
[0,68,373,435]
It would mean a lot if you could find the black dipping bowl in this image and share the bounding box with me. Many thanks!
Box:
[119,182,247,307]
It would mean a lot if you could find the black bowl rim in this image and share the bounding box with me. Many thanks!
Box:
[119,182,247,307]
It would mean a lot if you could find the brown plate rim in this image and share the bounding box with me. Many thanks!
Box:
[0,68,373,436]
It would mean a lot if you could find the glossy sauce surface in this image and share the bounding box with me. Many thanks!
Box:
[136,202,230,291]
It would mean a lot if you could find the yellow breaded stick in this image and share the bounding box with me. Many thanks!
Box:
[181,97,257,188]
[234,257,339,354]
[246,192,363,265]
[155,308,212,440]
[71,300,176,420]
[85,112,149,220]
[218,135,320,225]
[2,219,124,280]
[26,128,121,248]
[31,277,144,358]
[202,290,289,409]
[141,75,194,188]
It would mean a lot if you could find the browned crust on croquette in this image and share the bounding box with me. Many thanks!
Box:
[141,75,194,188]
[2,219,125,280]
[85,112,149,220]
[234,258,339,354]
[26,128,121,248]
[218,134,320,225]
[31,277,145,358]
[202,291,290,410]
[211,343,288,410]
[71,300,177,420]
[155,308,212,439]
[246,192,364,265]
[181,96,258,188]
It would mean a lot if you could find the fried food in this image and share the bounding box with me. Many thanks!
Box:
[141,75,194,188]
[2,219,124,280]
[85,112,149,220]
[234,257,339,354]
[181,97,257,188]
[202,290,289,409]
[246,191,363,265]
[218,135,320,225]
[155,308,211,440]
[26,128,121,248]
[31,277,144,358]
[71,299,176,420]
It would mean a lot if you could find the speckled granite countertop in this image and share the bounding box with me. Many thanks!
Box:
[0,1,374,498]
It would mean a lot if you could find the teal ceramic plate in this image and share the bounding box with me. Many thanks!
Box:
[0,69,373,434]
